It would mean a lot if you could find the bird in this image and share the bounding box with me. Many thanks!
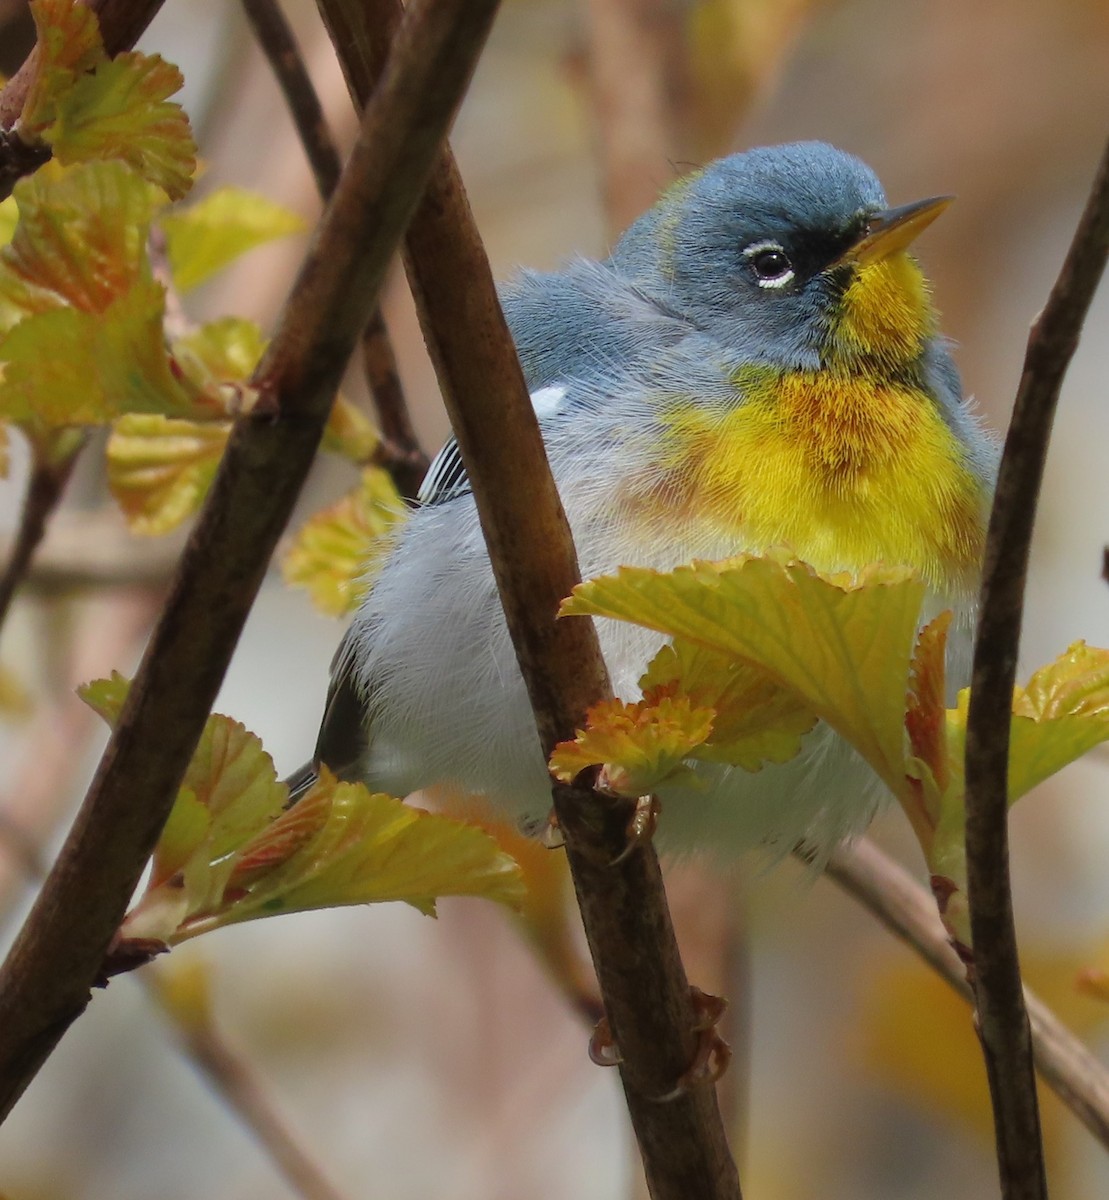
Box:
[295,141,999,864]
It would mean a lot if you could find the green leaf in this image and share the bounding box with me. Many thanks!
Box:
[282,468,406,616]
[0,278,199,424]
[106,413,229,534]
[564,554,924,793]
[161,186,307,293]
[45,52,196,199]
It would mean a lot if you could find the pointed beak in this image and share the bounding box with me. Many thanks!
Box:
[834,195,954,268]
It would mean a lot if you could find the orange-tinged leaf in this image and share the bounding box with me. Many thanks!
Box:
[161,186,306,293]
[905,610,951,818]
[282,468,405,616]
[641,637,815,771]
[178,768,526,937]
[550,695,714,795]
[45,53,196,199]
[106,413,229,534]
[227,785,331,889]
[0,159,161,324]
[20,0,103,135]
[564,555,923,793]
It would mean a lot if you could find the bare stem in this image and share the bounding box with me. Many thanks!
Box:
[964,136,1109,1197]
[0,435,86,639]
[0,0,502,1124]
[145,971,351,1200]
[242,0,427,498]
[315,3,742,1195]
[822,838,1109,1149]
[580,0,683,236]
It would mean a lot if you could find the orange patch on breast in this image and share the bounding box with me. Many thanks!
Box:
[634,370,988,594]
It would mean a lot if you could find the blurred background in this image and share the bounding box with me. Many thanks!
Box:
[0,0,1108,1197]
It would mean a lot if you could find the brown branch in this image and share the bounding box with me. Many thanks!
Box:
[0,0,168,199]
[0,0,502,1124]
[315,4,742,1196]
[0,434,86,639]
[145,971,351,1200]
[964,136,1109,1197]
[821,838,1109,1149]
[242,0,427,499]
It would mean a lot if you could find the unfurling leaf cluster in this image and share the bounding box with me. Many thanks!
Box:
[555,553,1109,944]
[1,0,401,568]
[80,674,525,949]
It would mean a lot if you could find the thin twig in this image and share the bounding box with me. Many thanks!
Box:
[965,136,1109,1197]
[821,838,1109,1148]
[316,3,742,1196]
[0,0,168,199]
[144,971,352,1200]
[580,0,683,236]
[0,436,86,639]
[0,0,502,1124]
[242,0,428,499]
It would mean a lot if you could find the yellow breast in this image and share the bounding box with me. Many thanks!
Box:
[634,368,987,595]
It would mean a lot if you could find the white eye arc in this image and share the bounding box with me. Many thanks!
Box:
[743,240,795,289]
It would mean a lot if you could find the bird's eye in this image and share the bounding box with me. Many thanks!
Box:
[744,242,795,288]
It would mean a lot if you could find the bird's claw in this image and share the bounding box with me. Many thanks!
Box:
[610,794,660,865]
[656,986,732,1101]
[588,1015,623,1067]
[541,809,565,850]
[586,986,732,1099]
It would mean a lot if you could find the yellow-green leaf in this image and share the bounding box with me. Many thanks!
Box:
[76,668,129,724]
[188,767,525,932]
[0,662,32,719]
[45,52,196,199]
[161,186,306,293]
[550,695,714,795]
[172,316,266,394]
[107,413,229,534]
[0,198,16,248]
[564,554,923,793]
[641,637,816,771]
[322,395,380,463]
[282,468,405,616]
[0,278,199,424]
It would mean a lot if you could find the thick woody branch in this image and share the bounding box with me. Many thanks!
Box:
[241,0,427,498]
[315,3,742,1196]
[965,136,1109,1198]
[822,839,1109,1148]
[0,0,500,1123]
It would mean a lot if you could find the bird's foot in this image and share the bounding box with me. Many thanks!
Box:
[610,794,660,865]
[586,986,731,1098]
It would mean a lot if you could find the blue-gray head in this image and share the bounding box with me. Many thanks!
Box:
[609,142,952,373]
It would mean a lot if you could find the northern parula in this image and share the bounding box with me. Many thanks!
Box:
[296,141,998,861]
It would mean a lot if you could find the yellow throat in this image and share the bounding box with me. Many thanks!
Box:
[639,252,987,594]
